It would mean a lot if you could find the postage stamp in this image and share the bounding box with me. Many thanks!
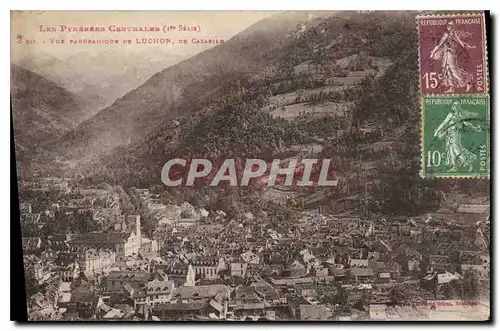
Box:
[420,95,489,178]
[417,13,488,95]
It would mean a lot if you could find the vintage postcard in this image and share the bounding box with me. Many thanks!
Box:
[11,11,490,322]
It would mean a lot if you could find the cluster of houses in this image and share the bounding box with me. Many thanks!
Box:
[19,178,490,321]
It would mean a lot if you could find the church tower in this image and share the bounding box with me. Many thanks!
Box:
[136,215,142,247]
[72,261,80,280]
[184,264,196,287]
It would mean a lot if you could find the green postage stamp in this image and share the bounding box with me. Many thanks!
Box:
[421,95,489,178]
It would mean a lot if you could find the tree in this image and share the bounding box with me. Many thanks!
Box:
[462,268,480,300]
[334,283,352,314]
[70,210,96,234]
[344,269,354,284]
[390,286,406,305]
[336,283,348,305]
[140,208,158,239]
[313,280,338,304]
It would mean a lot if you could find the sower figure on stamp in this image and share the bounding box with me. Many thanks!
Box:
[433,101,481,172]
[430,21,476,93]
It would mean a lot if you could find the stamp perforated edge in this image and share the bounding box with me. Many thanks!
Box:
[417,11,490,179]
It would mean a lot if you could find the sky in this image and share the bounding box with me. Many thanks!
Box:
[11,11,278,61]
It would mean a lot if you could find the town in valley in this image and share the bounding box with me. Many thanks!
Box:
[20,175,490,321]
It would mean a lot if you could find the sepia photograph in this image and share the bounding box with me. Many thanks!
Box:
[10,9,490,322]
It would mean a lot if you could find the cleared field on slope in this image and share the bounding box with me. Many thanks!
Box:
[269,101,353,120]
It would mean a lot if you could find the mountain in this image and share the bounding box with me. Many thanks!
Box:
[10,64,85,158]
[21,10,488,216]
[16,49,187,118]
[50,11,333,162]
[75,11,417,188]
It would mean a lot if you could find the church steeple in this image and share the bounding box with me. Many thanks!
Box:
[136,215,142,245]
[184,264,195,286]
[72,261,80,280]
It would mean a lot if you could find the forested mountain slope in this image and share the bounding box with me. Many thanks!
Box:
[11,65,85,162]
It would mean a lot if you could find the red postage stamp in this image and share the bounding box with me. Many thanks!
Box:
[417,13,487,95]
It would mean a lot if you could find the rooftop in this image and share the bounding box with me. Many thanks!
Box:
[171,284,230,300]
[69,232,126,245]
[106,271,149,282]
[153,301,208,312]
